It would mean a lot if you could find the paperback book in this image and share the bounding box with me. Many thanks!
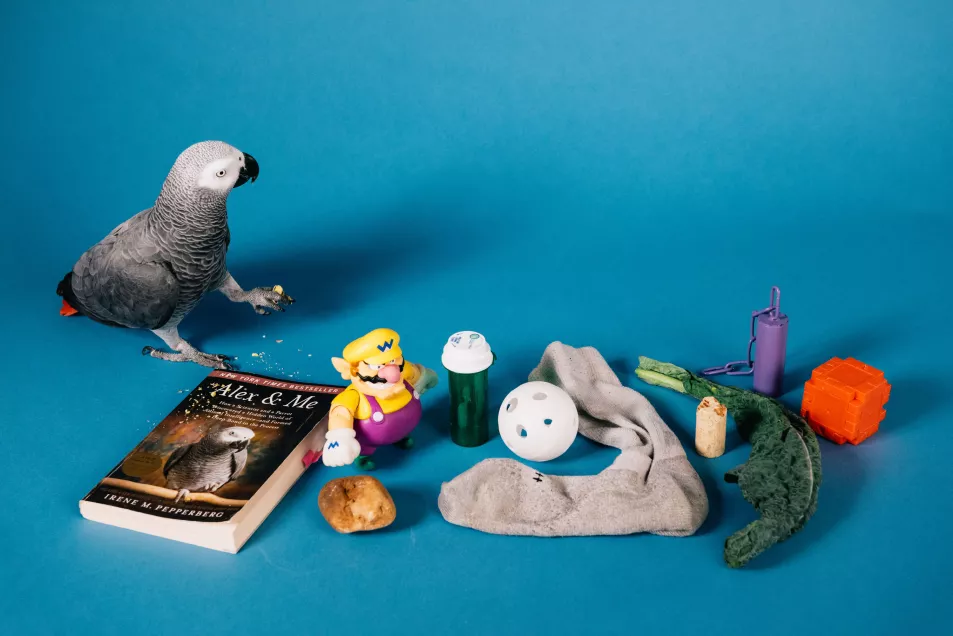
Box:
[80,370,342,553]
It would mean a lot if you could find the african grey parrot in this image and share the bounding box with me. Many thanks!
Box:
[56,141,293,370]
[163,426,255,502]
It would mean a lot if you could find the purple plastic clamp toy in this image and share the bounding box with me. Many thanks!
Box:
[701,286,788,397]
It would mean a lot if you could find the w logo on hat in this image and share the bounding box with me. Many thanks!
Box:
[377,339,394,353]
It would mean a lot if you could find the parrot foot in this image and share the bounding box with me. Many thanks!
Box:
[142,345,235,370]
[173,489,190,503]
[394,436,414,450]
[244,287,295,315]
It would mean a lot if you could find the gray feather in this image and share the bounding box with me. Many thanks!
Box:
[163,427,253,494]
[230,449,248,481]
[162,443,193,478]
[72,217,180,328]
[67,142,238,330]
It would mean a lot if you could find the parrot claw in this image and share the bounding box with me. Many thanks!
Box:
[143,340,237,370]
[212,355,235,371]
[246,287,293,316]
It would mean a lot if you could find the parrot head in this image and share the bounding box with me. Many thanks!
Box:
[210,426,256,451]
[161,141,260,201]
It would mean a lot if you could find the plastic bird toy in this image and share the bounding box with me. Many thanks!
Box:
[309,329,438,471]
[801,357,891,445]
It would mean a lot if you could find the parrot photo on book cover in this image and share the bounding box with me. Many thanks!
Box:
[163,426,255,502]
[56,141,293,370]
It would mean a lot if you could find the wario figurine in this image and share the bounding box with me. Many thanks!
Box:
[310,329,438,471]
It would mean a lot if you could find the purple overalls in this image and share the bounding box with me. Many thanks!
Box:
[354,381,422,455]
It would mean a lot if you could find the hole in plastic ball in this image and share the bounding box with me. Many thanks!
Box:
[532,392,547,400]
[506,398,518,412]
[517,426,527,437]
[544,418,552,425]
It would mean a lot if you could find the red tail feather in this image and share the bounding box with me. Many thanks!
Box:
[60,300,79,317]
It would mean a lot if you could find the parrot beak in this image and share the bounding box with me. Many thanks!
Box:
[235,153,259,188]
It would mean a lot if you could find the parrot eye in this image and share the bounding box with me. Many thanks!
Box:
[215,169,227,178]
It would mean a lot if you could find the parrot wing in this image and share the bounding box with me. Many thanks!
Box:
[71,212,180,329]
[163,443,193,477]
[104,209,150,240]
[230,449,248,480]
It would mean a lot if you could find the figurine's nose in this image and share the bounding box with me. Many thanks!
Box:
[379,365,401,383]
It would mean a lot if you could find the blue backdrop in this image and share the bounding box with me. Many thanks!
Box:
[1,1,950,634]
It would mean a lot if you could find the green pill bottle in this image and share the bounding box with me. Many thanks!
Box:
[441,331,495,447]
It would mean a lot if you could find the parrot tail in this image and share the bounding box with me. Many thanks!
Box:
[56,273,82,317]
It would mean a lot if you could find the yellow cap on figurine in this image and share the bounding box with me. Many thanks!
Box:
[343,328,403,365]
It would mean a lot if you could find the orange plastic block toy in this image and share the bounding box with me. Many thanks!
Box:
[801,357,890,445]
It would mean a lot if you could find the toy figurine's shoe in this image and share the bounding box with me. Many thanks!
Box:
[356,455,376,471]
[394,436,414,450]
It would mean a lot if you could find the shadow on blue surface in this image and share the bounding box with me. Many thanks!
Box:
[379,487,430,533]
[783,311,916,396]
[742,441,867,571]
[886,375,945,430]
[188,193,502,342]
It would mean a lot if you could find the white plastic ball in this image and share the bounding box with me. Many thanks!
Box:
[497,381,579,462]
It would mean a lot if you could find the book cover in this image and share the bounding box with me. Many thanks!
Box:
[81,370,342,538]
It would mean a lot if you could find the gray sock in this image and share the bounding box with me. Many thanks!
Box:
[438,342,708,537]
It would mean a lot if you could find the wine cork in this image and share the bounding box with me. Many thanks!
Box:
[696,396,727,458]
